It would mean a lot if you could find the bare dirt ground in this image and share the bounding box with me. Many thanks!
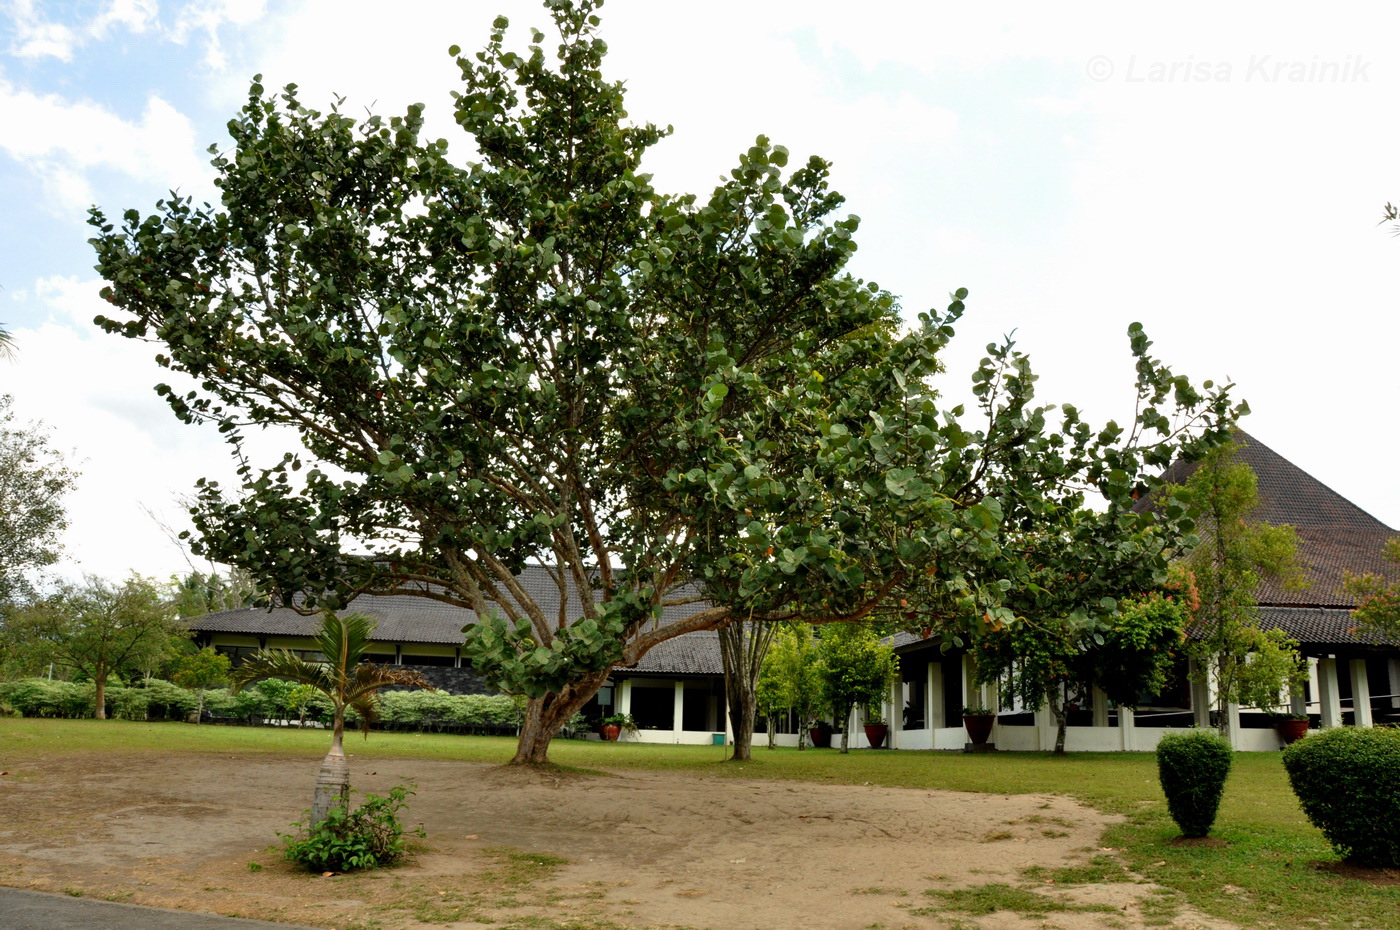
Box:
[0,751,1241,930]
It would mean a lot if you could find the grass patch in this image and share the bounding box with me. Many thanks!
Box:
[1022,854,1135,885]
[914,882,1117,919]
[7,718,1400,929]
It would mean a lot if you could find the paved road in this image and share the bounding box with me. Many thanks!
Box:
[0,886,318,930]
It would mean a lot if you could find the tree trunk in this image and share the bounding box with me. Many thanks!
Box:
[766,716,776,750]
[718,621,776,763]
[1215,655,1232,743]
[1049,688,1068,756]
[838,702,851,754]
[93,671,107,720]
[509,671,610,766]
[312,712,350,827]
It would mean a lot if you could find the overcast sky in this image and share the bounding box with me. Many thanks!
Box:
[2,0,1397,585]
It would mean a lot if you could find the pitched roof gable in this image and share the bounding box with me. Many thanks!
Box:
[1155,430,1396,608]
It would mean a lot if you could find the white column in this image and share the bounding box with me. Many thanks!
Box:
[619,678,633,716]
[1317,657,1341,727]
[1119,706,1136,751]
[1289,679,1308,717]
[1188,657,1212,728]
[929,661,945,731]
[1224,702,1241,749]
[1389,658,1400,709]
[1091,686,1109,728]
[1350,659,1373,728]
[672,680,685,741]
[1034,704,1056,751]
[889,677,901,749]
[961,654,977,710]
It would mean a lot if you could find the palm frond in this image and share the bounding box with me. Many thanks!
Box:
[346,663,434,704]
[313,611,376,687]
[347,693,380,738]
[228,649,333,694]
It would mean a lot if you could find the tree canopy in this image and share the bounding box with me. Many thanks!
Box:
[0,394,77,604]
[2,575,185,718]
[1345,537,1400,640]
[1167,441,1307,732]
[89,0,1240,764]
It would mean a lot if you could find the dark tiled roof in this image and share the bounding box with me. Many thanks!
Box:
[191,593,473,645]
[1258,606,1399,649]
[1150,431,1397,608]
[627,630,724,675]
[191,564,714,655]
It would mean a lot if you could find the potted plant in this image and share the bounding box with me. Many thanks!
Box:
[808,719,834,748]
[1274,711,1310,745]
[962,705,996,746]
[598,712,634,741]
[863,704,890,749]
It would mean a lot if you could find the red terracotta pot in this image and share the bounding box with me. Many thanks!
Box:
[809,727,832,748]
[1276,717,1310,744]
[600,723,621,742]
[864,723,889,749]
[963,713,996,745]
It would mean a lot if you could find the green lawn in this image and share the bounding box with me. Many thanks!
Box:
[4,718,1397,929]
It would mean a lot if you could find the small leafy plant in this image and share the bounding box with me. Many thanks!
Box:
[1283,726,1400,867]
[1155,729,1232,837]
[281,784,423,872]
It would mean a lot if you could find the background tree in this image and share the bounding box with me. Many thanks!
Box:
[1344,536,1400,640]
[230,612,433,826]
[169,645,232,721]
[0,395,77,605]
[967,495,1197,754]
[168,568,260,620]
[974,585,1190,754]
[757,623,824,749]
[0,324,14,360]
[1167,441,1308,737]
[816,623,898,753]
[2,575,185,717]
[91,0,1239,766]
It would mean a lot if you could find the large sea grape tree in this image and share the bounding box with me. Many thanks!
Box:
[90,0,1239,765]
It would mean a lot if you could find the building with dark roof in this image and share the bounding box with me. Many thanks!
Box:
[190,432,1400,751]
[190,565,733,744]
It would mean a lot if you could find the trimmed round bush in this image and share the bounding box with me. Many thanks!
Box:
[1156,729,1233,837]
[1282,726,1400,867]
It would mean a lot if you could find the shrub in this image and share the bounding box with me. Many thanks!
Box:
[1156,729,1233,837]
[137,679,198,720]
[1282,726,1400,867]
[0,678,92,718]
[109,687,151,720]
[361,690,522,730]
[281,785,423,872]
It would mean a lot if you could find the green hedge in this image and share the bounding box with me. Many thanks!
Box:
[0,679,96,718]
[1156,729,1233,838]
[1283,726,1400,867]
[0,675,538,732]
[349,691,524,728]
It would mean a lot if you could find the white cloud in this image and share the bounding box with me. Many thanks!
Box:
[88,0,158,39]
[7,0,76,60]
[170,0,267,69]
[4,278,237,582]
[0,82,209,211]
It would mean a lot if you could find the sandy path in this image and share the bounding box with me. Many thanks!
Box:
[0,751,1238,930]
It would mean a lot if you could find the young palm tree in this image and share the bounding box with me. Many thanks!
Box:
[0,324,15,360]
[230,610,434,826]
